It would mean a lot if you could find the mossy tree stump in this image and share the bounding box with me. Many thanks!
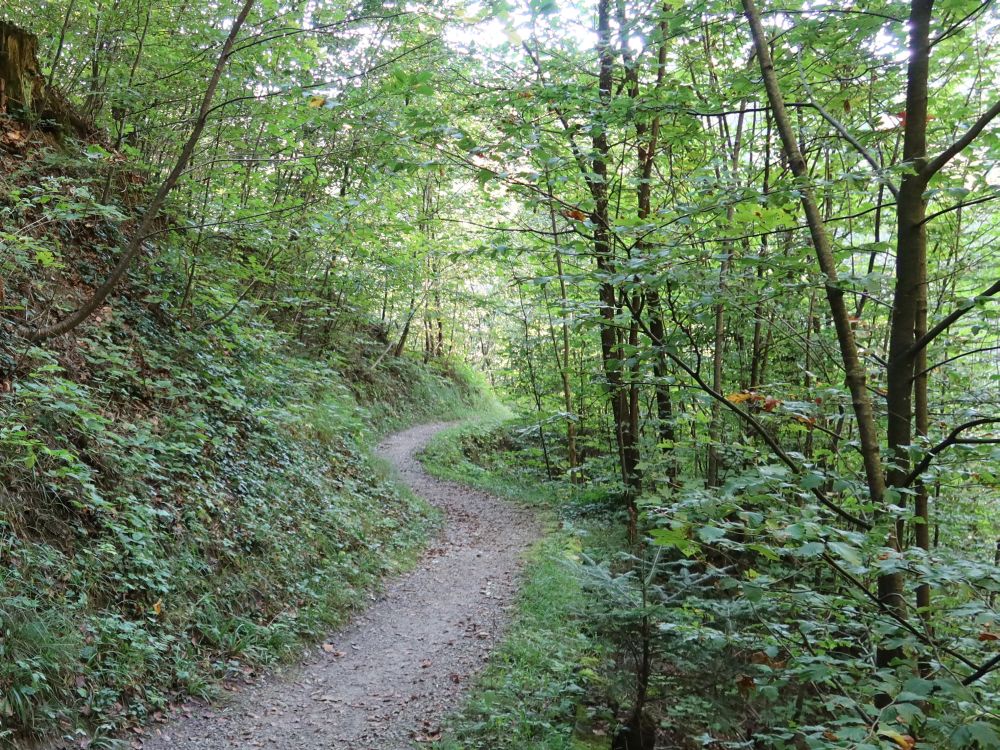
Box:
[0,20,90,135]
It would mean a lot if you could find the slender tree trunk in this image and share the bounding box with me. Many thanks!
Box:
[47,0,77,87]
[707,257,728,486]
[803,291,817,459]
[517,282,554,478]
[543,177,580,480]
[626,4,676,480]
[750,116,771,389]
[392,299,416,357]
[707,110,745,486]
[886,1,933,519]
[914,238,931,677]
[881,0,934,677]
[435,289,444,357]
[84,3,102,116]
[594,0,640,506]
[742,0,885,507]
[101,1,146,208]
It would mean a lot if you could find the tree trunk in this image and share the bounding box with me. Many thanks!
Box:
[626,4,676,481]
[594,0,640,504]
[543,179,580,480]
[0,21,91,136]
[881,0,934,678]
[742,0,885,508]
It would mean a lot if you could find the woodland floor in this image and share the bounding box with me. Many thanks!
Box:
[134,423,540,750]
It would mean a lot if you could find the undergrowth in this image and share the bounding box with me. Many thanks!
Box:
[0,323,483,745]
[422,420,1000,750]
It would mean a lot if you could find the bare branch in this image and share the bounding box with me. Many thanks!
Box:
[797,51,899,199]
[931,0,995,47]
[963,652,1000,686]
[918,192,1000,226]
[822,553,979,670]
[915,345,1000,379]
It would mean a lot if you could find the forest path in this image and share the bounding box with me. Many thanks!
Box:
[140,422,540,750]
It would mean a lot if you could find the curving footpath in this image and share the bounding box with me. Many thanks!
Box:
[138,423,539,750]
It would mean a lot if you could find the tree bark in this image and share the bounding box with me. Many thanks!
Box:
[594,0,640,503]
[0,21,91,135]
[630,4,676,479]
[881,0,934,676]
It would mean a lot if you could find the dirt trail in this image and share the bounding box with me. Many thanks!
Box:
[140,422,539,750]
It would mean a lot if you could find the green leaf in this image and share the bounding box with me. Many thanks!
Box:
[697,525,727,542]
[827,541,862,567]
[650,527,687,548]
[953,722,1000,749]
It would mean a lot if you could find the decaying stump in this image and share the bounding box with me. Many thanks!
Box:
[0,21,91,136]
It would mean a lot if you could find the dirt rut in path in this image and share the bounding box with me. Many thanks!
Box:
[140,422,539,750]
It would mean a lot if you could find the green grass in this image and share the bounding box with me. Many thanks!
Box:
[415,415,559,499]
[348,356,502,436]
[420,419,622,750]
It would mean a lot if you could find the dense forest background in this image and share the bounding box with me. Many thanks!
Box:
[0,0,998,748]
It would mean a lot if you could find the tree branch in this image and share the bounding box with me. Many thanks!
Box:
[922,98,1000,180]
[16,0,258,342]
[621,295,872,531]
[918,192,999,226]
[822,553,979,670]
[963,652,1000,686]
[900,417,1000,488]
[797,51,899,199]
[904,278,1000,358]
[931,0,994,47]
[915,345,1000,379]
[742,0,887,509]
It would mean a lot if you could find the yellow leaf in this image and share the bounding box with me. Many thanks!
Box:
[878,729,915,750]
[152,599,163,616]
[308,96,327,109]
[503,27,522,45]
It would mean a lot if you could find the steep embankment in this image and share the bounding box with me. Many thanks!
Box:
[0,116,489,746]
